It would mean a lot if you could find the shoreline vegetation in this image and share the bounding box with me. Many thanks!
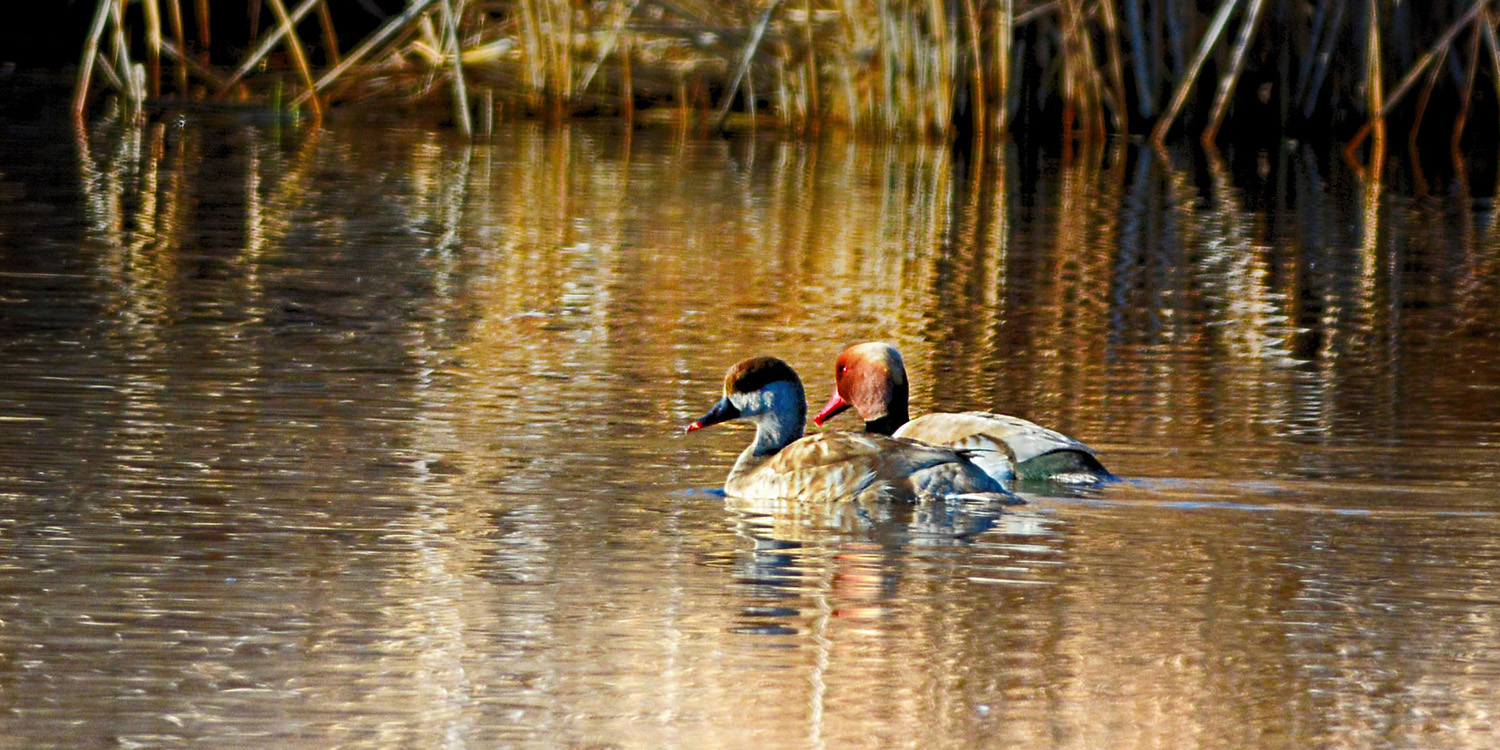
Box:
[70,0,1500,159]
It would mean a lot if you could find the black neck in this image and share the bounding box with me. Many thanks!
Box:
[864,411,907,436]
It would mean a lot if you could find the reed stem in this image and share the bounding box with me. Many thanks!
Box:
[58,0,1500,151]
[108,0,144,110]
[195,0,211,48]
[1152,0,1241,144]
[74,0,114,119]
[1408,44,1445,154]
[1347,0,1485,154]
[143,0,162,98]
[961,0,985,138]
[715,0,782,132]
[1096,0,1128,131]
[293,0,440,107]
[219,0,323,96]
[1203,0,1267,145]
[166,0,188,94]
[316,1,341,65]
[996,0,1014,130]
[577,0,642,96]
[1124,0,1152,116]
[160,39,232,89]
[439,0,472,135]
[265,0,323,117]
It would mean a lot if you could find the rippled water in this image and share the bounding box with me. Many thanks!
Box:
[3,82,1500,748]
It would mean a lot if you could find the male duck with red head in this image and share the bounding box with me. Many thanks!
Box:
[814,343,1112,485]
[688,356,1019,504]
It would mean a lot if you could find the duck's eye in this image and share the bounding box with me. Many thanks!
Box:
[837,365,847,375]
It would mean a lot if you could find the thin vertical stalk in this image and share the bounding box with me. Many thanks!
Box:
[1407,45,1446,155]
[1294,0,1332,107]
[316,1,341,65]
[166,0,187,94]
[252,0,267,41]
[439,0,471,135]
[249,0,263,41]
[547,0,573,108]
[1058,1,1076,139]
[1095,0,1129,131]
[674,75,687,129]
[996,0,1013,130]
[74,0,114,119]
[715,0,783,132]
[1365,0,1383,119]
[481,88,494,136]
[802,0,818,126]
[1302,0,1347,119]
[1077,11,1108,141]
[265,0,323,117]
[775,54,792,126]
[1164,0,1186,78]
[877,1,896,129]
[518,0,541,107]
[832,0,861,129]
[746,63,757,124]
[109,0,145,109]
[1347,0,1385,167]
[1346,1,1484,156]
[1203,0,1268,145]
[195,0,211,48]
[1060,0,1102,143]
[1151,0,1240,145]
[928,0,953,137]
[961,0,985,138]
[143,0,162,98]
[532,0,551,103]
[622,31,634,122]
[577,0,641,95]
[1125,0,1152,116]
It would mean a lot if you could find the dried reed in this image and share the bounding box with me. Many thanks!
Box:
[63,0,1500,156]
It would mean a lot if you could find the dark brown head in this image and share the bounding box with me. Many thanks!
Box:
[721,356,800,398]
[812,342,910,435]
[687,356,806,434]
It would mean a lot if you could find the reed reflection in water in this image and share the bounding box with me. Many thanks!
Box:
[0,106,1498,748]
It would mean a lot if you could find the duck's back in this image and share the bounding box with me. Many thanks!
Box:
[725,432,1012,503]
[895,412,1108,482]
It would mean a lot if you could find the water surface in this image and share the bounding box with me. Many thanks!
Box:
[2,92,1500,748]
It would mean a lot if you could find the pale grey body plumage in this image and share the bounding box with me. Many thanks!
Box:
[896,411,1101,483]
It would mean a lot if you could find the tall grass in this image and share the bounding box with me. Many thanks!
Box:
[68,0,1500,153]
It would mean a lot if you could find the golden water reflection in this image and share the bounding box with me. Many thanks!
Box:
[0,111,1497,747]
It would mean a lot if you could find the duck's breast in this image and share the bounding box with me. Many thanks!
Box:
[726,432,1009,503]
[725,432,881,501]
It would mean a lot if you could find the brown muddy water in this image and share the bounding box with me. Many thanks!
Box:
[2,97,1500,749]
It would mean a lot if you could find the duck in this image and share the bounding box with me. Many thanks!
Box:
[812,342,1113,485]
[687,356,1020,504]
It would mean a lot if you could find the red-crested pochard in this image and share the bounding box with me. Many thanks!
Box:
[688,356,1020,504]
[813,343,1112,484]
